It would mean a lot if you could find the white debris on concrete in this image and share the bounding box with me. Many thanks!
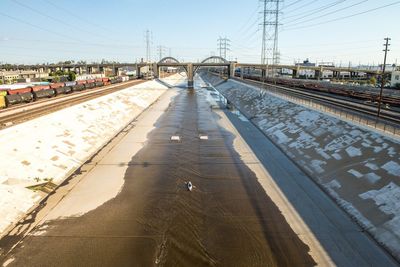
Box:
[0,74,184,236]
[202,73,400,260]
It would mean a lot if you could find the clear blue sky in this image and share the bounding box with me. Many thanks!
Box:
[0,0,399,66]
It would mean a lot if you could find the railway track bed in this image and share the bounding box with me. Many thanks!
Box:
[0,79,145,129]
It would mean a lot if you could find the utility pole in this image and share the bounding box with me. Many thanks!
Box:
[217,36,231,59]
[377,37,391,117]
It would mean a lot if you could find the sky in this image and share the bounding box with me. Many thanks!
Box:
[0,0,399,66]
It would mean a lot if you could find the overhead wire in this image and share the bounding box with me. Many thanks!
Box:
[10,0,108,39]
[284,0,368,27]
[42,0,111,32]
[282,0,306,10]
[282,0,347,21]
[0,11,82,42]
[282,0,319,16]
[284,1,400,31]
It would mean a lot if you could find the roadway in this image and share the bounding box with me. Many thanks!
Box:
[0,78,398,266]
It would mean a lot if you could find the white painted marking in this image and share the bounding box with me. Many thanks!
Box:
[199,135,208,140]
[170,135,180,141]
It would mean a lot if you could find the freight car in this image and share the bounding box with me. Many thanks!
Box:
[0,76,132,109]
[234,70,400,107]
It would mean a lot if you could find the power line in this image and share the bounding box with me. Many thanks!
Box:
[0,11,81,42]
[11,0,107,39]
[235,4,260,34]
[284,0,368,27]
[42,0,111,32]
[283,0,318,15]
[282,0,346,21]
[284,1,400,31]
[282,0,304,10]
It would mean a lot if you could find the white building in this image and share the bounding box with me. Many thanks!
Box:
[391,66,400,87]
[0,70,49,84]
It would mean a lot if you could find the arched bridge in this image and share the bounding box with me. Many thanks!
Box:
[136,56,234,88]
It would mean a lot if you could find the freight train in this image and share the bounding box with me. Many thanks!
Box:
[0,76,134,109]
[233,70,400,108]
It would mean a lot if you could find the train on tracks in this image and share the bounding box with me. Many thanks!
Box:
[0,76,134,109]
[234,70,400,108]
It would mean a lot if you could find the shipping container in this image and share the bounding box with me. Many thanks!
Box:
[76,80,87,85]
[102,78,110,82]
[7,87,32,95]
[86,79,96,84]
[0,95,6,108]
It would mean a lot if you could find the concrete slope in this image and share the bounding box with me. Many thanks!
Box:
[202,73,400,261]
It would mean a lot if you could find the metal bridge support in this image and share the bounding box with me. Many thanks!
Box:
[187,63,194,88]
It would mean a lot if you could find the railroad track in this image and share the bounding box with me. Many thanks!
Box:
[234,77,400,125]
[0,80,145,129]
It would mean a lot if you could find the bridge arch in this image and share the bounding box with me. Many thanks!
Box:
[200,56,228,64]
[194,56,230,74]
[158,57,180,64]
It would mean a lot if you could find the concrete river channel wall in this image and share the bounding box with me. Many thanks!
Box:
[0,74,185,236]
[200,72,400,261]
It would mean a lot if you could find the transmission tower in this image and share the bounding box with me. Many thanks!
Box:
[260,0,281,66]
[145,29,152,62]
[157,45,166,61]
[217,36,231,59]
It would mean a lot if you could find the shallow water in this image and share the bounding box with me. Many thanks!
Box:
[1,85,315,266]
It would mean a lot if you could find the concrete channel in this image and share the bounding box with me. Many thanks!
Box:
[0,76,398,266]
